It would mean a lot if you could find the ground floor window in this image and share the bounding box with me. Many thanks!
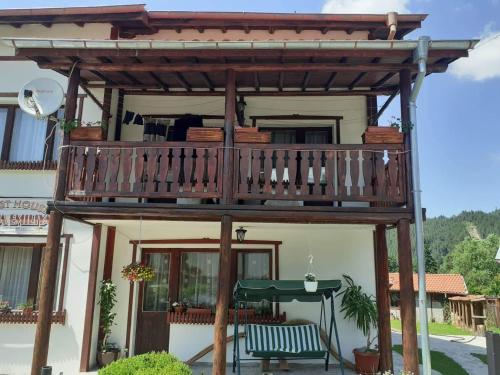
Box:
[141,248,273,312]
[0,244,64,311]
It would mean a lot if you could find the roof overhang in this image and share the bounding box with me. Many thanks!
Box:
[3,37,478,96]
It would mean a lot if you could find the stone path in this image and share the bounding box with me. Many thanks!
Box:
[392,331,487,375]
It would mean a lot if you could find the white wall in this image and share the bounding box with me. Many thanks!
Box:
[0,219,97,375]
[101,220,375,365]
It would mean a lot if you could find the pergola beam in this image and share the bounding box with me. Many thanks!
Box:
[120,88,394,96]
[325,57,347,90]
[38,61,447,73]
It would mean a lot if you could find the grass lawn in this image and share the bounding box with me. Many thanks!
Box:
[391,319,472,336]
[470,352,487,364]
[487,326,500,334]
[393,344,468,375]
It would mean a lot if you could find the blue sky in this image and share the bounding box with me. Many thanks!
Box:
[7,0,500,217]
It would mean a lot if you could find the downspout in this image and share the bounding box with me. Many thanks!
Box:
[386,12,398,40]
[410,35,431,375]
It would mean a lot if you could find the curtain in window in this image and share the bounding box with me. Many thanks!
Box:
[179,252,219,308]
[237,252,270,280]
[52,108,65,161]
[305,130,329,144]
[0,108,7,151]
[271,130,296,144]
[9,109,48,162]
[0,246,32,308]
[143,253,170,311]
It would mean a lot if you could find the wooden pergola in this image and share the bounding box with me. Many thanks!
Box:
[1,8,477,375]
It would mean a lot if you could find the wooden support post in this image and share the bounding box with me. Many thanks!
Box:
[399,69,413,209]
[397,218,419,375]
[374,225,393,372]
[31,67,80,375]
[80,224,102,372]
[212,69,236,375]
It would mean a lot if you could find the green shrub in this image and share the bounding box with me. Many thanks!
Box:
[98,352,192,375]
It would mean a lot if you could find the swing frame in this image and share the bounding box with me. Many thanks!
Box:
[232,280,345,375]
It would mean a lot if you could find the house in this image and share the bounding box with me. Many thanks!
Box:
[389,273,468,323]
[0,5,476,375]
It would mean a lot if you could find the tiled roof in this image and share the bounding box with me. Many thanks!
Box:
[388,273,468,295]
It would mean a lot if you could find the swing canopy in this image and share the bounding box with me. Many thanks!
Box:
[233,279,342,303]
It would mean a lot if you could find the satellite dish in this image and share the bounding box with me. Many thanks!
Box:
[18,78,64,119]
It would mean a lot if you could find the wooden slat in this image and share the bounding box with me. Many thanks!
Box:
[312,150,322,196]
[387,150,399,200]
[374,151,386,199]
[170,147,181,193]
[72,147,86,191]
[157,148,170,193]
[337,150,347,198]
[325,150,335,198]
[275,150,285,195]
[194,148,206,192]
[238,148,250,194]
[299,151,309,196]
[108,149,121,192]
[182,147,194,191]
[251,149,261,194]
[121,148,133,193]
[263,149,273,194]
[350,150,360,197]
[362,150,374,198]
[145,147,158,193]
[95,149,108,193]
[287,150,297,196]
[207,147,218,194]
[134,147,145,193]
[84,147,97,193]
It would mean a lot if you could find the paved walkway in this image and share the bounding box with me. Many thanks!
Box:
[392,331,487,375]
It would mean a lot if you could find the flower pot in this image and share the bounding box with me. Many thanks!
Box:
[186,307,212,315]
[173,306,184,314]
[353,349,380,375]
[362,126,403,144]
[97,350,119,367]
[70,127,107,141]
[304,281,318,292]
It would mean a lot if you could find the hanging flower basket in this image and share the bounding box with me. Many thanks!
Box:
[121,262,155,283]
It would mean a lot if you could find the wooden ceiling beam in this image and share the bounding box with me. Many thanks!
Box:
[132,56,169,91]
[325,57,347,90]
[348,57,380,90]
[98,56,142,85]
[372,57,411,88]
[194,57,215,91]
[162,56,192,91]
[39,61,445,74]
[251,56,260,91]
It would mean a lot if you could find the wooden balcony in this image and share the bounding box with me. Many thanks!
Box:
[65,141,407,207]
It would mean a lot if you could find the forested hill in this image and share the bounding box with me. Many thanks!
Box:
[387,209,500,264]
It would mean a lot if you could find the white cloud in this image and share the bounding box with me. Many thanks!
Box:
[321,0,410,14]
[450,24,500,81]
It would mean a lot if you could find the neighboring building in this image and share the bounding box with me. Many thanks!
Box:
[389,273,468,323]
[0,5,475,375]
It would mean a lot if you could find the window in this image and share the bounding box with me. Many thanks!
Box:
[264,127,333,145]
[179,252,219,308]
[9,108,48,162]
[0,244,64,310]
[143,253,170,312]
[0,105,64,164]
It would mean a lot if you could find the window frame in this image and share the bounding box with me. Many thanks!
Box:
[259,126,334,144]
[140,247,274,312]
[0,239,69,313]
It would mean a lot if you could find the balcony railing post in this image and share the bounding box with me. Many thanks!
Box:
[399,68,413,208]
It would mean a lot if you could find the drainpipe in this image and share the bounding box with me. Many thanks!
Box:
[410,36,431,375]
[386,12,398,40]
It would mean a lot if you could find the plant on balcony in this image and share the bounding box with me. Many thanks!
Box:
[121,262,155,283]
[171,302,185,314]
[0,301,11,314]
[338,274,379,375]
[97,280,120,367]
[18,300,35,314]
[389,116,414,133]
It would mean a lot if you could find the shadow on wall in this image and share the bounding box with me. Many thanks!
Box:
[0,324,79,373]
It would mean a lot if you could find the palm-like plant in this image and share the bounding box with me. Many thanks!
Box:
[338,274,378,351]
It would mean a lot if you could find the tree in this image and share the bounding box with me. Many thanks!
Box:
[388,255,399,272]
[425,246,439,273]
[441,234,500,295]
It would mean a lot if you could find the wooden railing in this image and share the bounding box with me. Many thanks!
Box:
[66,141,223,199]
[65,141,407,205]
[234,143,406,204]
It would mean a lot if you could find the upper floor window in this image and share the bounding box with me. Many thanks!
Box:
[0,105,62,164]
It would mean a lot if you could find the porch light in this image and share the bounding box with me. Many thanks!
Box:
[236,227,247,243]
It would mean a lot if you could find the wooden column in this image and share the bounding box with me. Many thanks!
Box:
[374,225,393,372]
[31,67,80,375]
[397,219,419,375]
[80,224,102,372]
[399,69,413,209]
[212,69,236,375]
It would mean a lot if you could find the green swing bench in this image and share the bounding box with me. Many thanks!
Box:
[232,280,345,375]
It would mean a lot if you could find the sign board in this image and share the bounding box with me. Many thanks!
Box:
[0,198,49,235]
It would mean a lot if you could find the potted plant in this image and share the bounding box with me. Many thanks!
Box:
[338,274,379,375]
[362,117,408,144]
[121,262,155,283]
[172,302,184,314]
[97,280,120,367]
[186,303,212,315]
[53,116,107,141]
[18,300,34,314]
[0,301,11,314]
[304,272,318,292]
